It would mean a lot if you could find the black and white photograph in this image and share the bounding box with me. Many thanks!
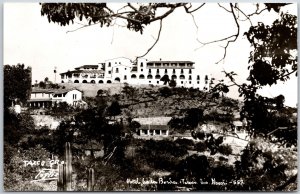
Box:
[3,2,298,191]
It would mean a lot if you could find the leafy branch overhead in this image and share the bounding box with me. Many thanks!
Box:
[40,3,293,62]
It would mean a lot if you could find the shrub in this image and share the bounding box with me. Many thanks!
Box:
[174,138,195,150]
[195,141,207,152]
[218,144,233,156]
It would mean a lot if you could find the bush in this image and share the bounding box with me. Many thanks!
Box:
[159,87,172,97]
[174,138,195,150]
[218,144,233,156]
[195,141,207,152]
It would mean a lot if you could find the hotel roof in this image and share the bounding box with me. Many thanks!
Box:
[74,65,99,69]
[147,61,194,64]
[60,69,104,75]
[31,88,80,94]
[132,117,172,126]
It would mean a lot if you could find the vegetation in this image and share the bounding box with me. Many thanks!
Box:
[3,2,297,192]
[4,64,32,108]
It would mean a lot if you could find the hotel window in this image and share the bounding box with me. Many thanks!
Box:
[108,62,111,67]
[149,81,151,83]
[197,75,200,80]
[156,69,159,73]
[63,93,66,97]
[142,130,147,135]
[141,62,143,67]
[148,69,151,73]
[124,75,127,80]
[116,68,119,73]
[115,62,117,64]
[189,81,192,84]
[197,81,200,84]
[141,69,143,72]
[161,130,167,135]
[205,75,208,84]
[164,69,167,74]
[149,130,154,135]
[157,81,159,84]
[181,81,183,84]
[189,75,192,80]
[108,71,111,74]
[73,94,77,99]
[173,69,176,74]
[181,69,184,74]
[189,69,192,74]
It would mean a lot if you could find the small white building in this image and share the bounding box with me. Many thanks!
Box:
[132,117,172,139]
[28,88,83,108]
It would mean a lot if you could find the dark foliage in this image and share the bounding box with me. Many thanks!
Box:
[4,64,32,108]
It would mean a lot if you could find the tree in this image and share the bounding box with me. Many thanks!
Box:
[158,86,172,97]
[39,3,297,191]
[4,64,32,108]
[160,75,170,85]
[106,101,122,118]
[169,79,176,88]
[168,108,204,133]
[38,81,46,88]
[39,3,294,62]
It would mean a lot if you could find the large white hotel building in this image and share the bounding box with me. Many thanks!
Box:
[60,57,210,90]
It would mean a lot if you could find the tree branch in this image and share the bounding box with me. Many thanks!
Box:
[275,174,297,191]
[137,19,163,59]
[218,3,231,13]
[234,4,253,26]
[66,22,100,33]
[278,69,297,80]
[246,4,268,17]
[184,3,205,13]
[215,3,240,64]
[149,4,184,23]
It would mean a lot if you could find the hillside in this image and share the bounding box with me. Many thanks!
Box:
[59,83,241,120]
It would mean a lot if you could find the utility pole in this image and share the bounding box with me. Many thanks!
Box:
[54,66,57,83]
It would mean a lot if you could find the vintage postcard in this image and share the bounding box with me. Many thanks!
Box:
[3,2,297,191]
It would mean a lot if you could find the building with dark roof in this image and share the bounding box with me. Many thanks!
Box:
[60,57,211,90]
[132,117,172,139]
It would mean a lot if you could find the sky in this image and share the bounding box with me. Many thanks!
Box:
[3,3,298,107]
